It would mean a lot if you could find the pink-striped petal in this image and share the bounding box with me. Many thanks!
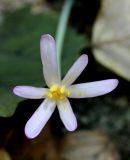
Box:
[62,54,88,86]
[40,34,60,87]
[68,79,119,98]
[25,99,56,139]
[13,86,48,99]
[57,98,77,131]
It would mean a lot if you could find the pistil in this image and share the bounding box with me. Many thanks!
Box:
[46,85,70,100]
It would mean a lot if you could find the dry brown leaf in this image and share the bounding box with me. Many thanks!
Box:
[0,149,11,160]
[92,0,130,81]
[60,131,120,160]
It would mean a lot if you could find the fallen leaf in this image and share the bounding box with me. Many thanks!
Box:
[60,131,120,160]
[0,149,11,160]
[92,0,130,81]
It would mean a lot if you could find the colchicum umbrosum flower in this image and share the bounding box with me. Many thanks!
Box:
[13,34,118,139]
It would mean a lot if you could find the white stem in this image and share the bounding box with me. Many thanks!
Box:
[56,0,74,78]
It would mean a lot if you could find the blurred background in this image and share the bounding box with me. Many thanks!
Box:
[0,0,130,159]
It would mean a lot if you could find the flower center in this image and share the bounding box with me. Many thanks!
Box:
[46,85,70,100]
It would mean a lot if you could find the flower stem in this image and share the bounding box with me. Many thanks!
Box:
[56,0,74,78]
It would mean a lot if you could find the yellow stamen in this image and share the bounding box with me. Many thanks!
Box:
[46,84,70,100]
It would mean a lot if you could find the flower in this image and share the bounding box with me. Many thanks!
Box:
[13,34,118,139]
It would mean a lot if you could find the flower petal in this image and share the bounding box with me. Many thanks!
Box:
[57,98,77,131]
[13,86,48,99]
[40,34,60,86]
[68,79,119,98]
[62,54,88,86]
[25,99,56,139]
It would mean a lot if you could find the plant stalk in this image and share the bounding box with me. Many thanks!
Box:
[56,0,74,78]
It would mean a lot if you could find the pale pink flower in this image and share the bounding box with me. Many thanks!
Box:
[13,34,118,139]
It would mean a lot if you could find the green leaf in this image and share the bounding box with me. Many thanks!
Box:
[0,7,86,117]
[62,29,86,76]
